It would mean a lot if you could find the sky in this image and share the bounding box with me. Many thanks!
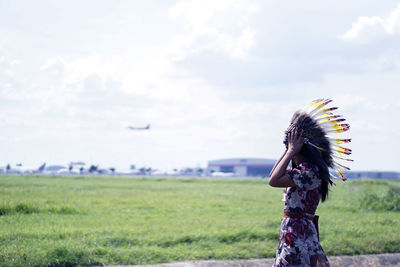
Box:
[0,0,400,172]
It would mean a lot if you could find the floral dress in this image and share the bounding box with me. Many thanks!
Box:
[273,162,330,267]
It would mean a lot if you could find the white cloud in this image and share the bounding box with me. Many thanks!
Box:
[340,3,400,42]
[40,56,65,75]
[168,0,258,60]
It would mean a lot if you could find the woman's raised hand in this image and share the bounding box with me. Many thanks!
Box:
[287,127,304,155]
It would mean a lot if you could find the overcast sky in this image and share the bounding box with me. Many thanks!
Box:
[1,0,399,172]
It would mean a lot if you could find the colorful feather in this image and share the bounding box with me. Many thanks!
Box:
[334,161,351,171]
[316,115,342,122]
[320,118,346,124]
[335,168,347,181]
[323,123,350,133]
[333,155,354,162]
[308,99,333,115]
[329,138,352,144]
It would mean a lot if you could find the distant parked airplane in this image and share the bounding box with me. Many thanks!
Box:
[2,163,46,174]
[128,124,151,130]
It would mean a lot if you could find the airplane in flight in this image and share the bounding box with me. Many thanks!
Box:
[127,124,151,130]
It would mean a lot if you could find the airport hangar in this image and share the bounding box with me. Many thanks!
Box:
[207,158,276,177]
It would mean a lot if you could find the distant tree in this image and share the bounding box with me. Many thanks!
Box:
[109,167,116,174]
[139,167,146,175]
[184,168,193,175]
[79,167,84,174]
[89,165,98,173]
[68,165,73,172]
[6,164,10,172]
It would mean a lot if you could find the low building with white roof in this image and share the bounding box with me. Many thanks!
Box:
[207,158,276,177]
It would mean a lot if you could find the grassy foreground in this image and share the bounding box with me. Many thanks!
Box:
[0,175,399,266]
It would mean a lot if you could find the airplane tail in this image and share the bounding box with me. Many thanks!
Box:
[38,163,46,172]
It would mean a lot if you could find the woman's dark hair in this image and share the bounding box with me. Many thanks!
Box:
[289,111,333,202]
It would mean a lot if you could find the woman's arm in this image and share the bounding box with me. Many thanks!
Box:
[268,150,296,187]
[269,149,288,177]
[268,128,304,188]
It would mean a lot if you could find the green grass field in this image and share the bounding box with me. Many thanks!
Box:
[0,175,399,267]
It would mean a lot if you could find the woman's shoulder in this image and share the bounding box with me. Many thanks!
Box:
[287,162,321,190]
[297,161,318,172]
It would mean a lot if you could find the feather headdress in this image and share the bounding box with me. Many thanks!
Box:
[299,98,353,181]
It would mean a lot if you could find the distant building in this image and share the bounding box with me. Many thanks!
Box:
[207,158,276,177]
[347,171,400,180]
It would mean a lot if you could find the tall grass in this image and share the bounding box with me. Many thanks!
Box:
[0,176,399,266]
[356,181,400,211]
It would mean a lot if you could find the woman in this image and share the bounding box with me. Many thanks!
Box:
[268,99,352,267]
